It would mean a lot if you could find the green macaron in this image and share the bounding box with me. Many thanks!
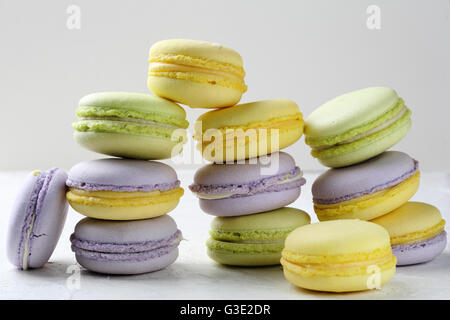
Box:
[206,207,310,266]
[73,92,189,160]
[305,87,411,168]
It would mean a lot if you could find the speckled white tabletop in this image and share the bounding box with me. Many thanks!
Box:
[0,170,449,300]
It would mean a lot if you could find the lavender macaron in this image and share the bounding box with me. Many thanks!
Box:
[189,152,306,216]
[7,168,68,270]
[70,215,183,275]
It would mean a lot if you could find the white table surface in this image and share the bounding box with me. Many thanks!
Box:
[0,170,449,300]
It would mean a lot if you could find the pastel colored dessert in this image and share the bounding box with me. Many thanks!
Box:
[372,202,447,266]
[312,151,420,221]
[305,87,411,167]
[194,99,304,162]
[7,169,68,270]
[207,207,310,266]
[189,152,306,216]
[66,158,183,220]
[281,220,396,292]
[71,215,183,274]
[148,39,247,108]
[73,92,189,160]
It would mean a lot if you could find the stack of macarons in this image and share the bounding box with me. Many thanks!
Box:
[67,92,189,274]
[280,87,446,293]
[150,39,311,266]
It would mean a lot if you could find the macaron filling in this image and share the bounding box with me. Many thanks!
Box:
[390,219,446,246]
[189,167,305,200]
[66,179,180,192]
[71,229,182,262]
[18,168,58,270]
[313,160,419,205]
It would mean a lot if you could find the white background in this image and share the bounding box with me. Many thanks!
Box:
[1,0,449,171]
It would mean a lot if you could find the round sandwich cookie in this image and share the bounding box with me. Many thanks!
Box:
[73,92,189,160]
[66,158,183,220]
[372,202,447,266]
[189,152,306,216]
[194,99,304,162]
[305,87,411,168]
[207,207,310,266]
[70,215,183,275]
[148,39,247,108]
[312,151,420,221]
[281,220,396,293]
[7,168,68,270]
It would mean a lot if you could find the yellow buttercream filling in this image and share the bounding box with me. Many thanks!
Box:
[391,219,446,245]
[66,187,184,207]
[281,253,396,277]
[149,53,245,77]
[314,171,420,218]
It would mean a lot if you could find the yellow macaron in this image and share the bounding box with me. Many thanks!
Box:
[281,220,396,292]
[148,39,247,108]
[371,202,447,265]
[194,99,304,162]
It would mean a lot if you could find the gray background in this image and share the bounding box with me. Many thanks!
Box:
[1,0,449,171]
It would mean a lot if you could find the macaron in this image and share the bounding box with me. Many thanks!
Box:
[312,151,419,221]
[305,87,411,167]
[281,220,396,292]
[194,99,304,162]
[207,207,310,266]
[66,158,183,220]
[73,92,189,160]
[7,168,68,270]
[148,39,247,108]
[189,152,306,216]
[372,202,447,266]
[70,215,183,275]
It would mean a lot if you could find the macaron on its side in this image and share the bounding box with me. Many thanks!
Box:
[73,92,189,160]
[207,208,310,266]
[66,159,183,220]
[305,87,411,168]
[148,39,247,108]
[371,202,447,266]
[70,216,183,274]
[280,220,396,292]
[7,168,68,270]
[312,151,420,221]
[194,99,304,162]
[189,152,306,216]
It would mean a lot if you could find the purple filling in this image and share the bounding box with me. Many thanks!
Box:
[313,160,419,205]
[392,231,447,253]
[70,230,182,262]
[18,168,58,269]
[189,167,305,198]
[66,179,180,192]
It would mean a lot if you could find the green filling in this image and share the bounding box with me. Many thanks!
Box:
[209,229,294,242]
[206,238,284,254]
[76,106,189,128]
[73,119,183,140]
[306,99,405,147]
[311,108,411,159]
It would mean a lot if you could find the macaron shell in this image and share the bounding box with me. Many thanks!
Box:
[74,131,183,160]
[67,158,178,188]
[394,232,447,266]
[283,264,396,293]
[207,249,281,266]
[305,87,399,138]
[193,152,296,185]
[312,151,418,204]
[314,116,411,168]
[75,248,179,275]
[199,187,301,217]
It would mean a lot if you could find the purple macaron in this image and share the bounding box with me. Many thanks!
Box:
[70,215,183,275]
[189,152,306,216]
[7,168,68,270]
